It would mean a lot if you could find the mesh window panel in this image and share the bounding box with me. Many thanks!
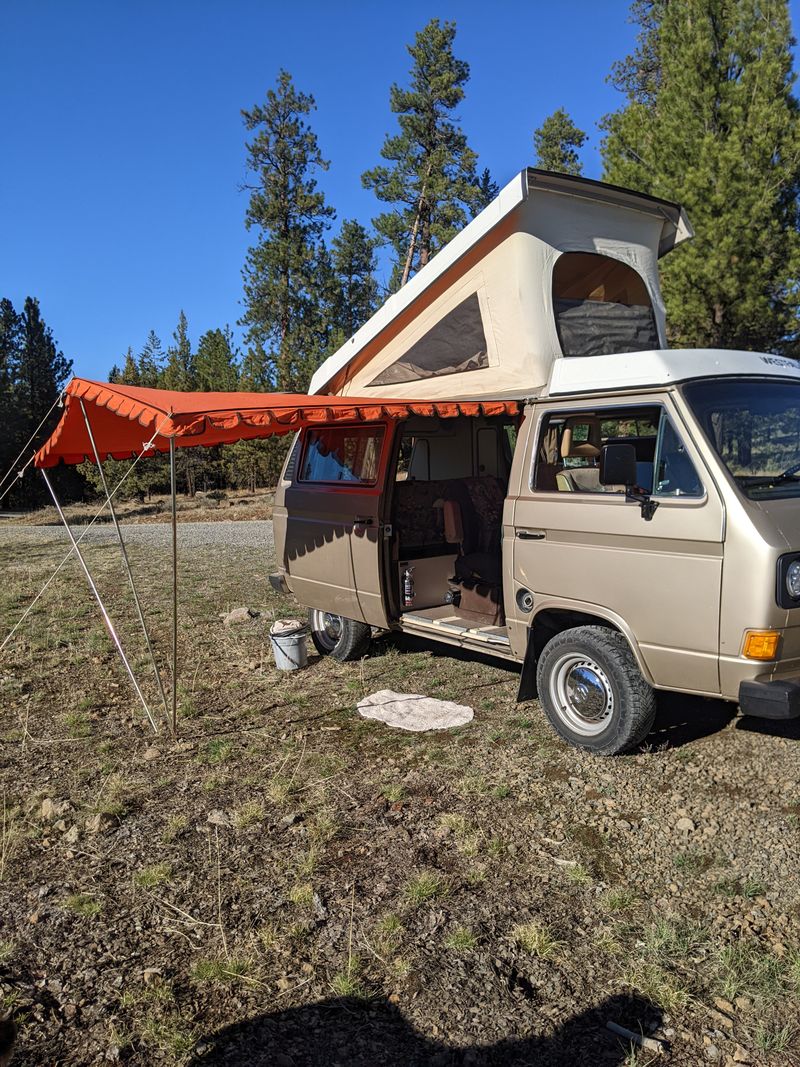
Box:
[554,300,659,357]
[369,292,488,386]
[553,252,658,358]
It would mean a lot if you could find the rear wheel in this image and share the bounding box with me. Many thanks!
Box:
[536,625,656,755]
[308,609,371,662]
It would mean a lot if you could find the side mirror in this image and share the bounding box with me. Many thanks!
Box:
[600,443,637,487]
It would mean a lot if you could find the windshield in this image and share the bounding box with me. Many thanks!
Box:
[684,378,800,500]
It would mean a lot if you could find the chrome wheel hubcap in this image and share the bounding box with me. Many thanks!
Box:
[549,653,614,736]
[311,610,342,652]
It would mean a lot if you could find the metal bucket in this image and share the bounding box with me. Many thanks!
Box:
[269,618,309,671]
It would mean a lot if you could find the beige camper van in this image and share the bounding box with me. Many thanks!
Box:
[271,169,800,755]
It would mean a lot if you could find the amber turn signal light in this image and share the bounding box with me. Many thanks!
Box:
[742,630,780,660]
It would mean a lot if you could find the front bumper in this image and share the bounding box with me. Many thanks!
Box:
[738,678,800,719]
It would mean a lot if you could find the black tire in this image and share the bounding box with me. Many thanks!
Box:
[308,609,371,662]
[536,625,656,755]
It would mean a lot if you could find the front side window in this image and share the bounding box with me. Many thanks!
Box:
[553,252,659,357]
[369,292,489,386]
[684,378,800,500]
[300,426,384,484]
[533,405,702,497]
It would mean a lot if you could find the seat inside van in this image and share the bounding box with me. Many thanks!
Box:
[392,415,516,625]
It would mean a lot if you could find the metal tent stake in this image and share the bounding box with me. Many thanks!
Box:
[40,468,159,734]
[79,399,171,729]
[169,436,178,735]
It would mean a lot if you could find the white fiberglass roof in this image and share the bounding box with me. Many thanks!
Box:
[546,349,800,396]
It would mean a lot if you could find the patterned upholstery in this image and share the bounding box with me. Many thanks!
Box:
[394,479,452,548]
[444,476,506,624]
[445,476,505,555]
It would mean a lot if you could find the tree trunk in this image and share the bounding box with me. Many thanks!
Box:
[400,162,433,287]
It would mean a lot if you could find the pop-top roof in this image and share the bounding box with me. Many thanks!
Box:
[309,168,693,397]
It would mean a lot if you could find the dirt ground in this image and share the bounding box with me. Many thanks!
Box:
[1,525,799,1066]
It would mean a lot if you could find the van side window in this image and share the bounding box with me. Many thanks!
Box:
[533,407,701,497]
[653,417,703,497]
[552,252,659,357]
[300,426,384,484]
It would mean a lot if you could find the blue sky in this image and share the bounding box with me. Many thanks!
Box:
[1,1,797,380]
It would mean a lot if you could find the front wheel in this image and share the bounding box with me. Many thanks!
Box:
[308,609,371,662]
[536,625,656,755]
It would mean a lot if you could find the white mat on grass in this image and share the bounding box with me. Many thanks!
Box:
[357,689,474,732]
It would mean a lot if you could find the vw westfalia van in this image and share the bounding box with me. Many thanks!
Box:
[270,170,800,754]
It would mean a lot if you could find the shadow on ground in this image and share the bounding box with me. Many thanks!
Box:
[648,690,737,748]
[189,993,661,1066]
[371,633,800,750]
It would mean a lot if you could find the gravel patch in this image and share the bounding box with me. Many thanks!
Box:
[0,518,274,553]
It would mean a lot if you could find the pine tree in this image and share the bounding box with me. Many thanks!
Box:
[163,311,195,391]
[121,348,140,385]
[362,18,490,288]
[0,299,22,502]
[533,108,587,175]
[475,168,500,210]
[2,298,75,507]
[240,69,335,391]
[138,330,165,387]
[15,298,72,429]
[108,348,140,385]
[602,0,800,353]
[195,327,239,391]
[329,219,380,341]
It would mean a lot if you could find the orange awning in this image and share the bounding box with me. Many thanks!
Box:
[35,378,520,468]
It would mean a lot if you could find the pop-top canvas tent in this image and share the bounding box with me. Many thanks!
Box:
[309,168,692,401]
[14,378,517,735]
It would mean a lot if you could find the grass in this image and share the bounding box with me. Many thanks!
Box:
[603,888,638,912]
[752,1016,796,1054]
[133,862,173,889]
[330,957,365,998]
[139,1015,199,1058]
[63,892,103,918]
[289,882,314,909]
[715,941,786,1002]
[200,739,233,765]
[403,870,444,905]
[162,814,188,842]
[444,926,477,952]
[63,710,92,738]
[374,912,404,957]
[381,784,405,803]
[566,863,591,885]
[5,532,800,1064]
[621,959,691,1014]
[233,799,265,829]
[673,850,715,874]
[192,957,253,984]
[512,922,564,960]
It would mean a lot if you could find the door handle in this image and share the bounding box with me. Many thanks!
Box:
[353,516,375,528]
[516,530,545,540]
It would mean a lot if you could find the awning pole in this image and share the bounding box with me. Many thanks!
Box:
[169,437,178,736]
[79,399,171,728]
[40,469,159,734]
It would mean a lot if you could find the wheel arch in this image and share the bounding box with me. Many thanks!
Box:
[517,598,654,701]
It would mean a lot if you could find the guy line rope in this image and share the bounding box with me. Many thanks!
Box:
[0,390,65,506]
[0,414,174,686]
